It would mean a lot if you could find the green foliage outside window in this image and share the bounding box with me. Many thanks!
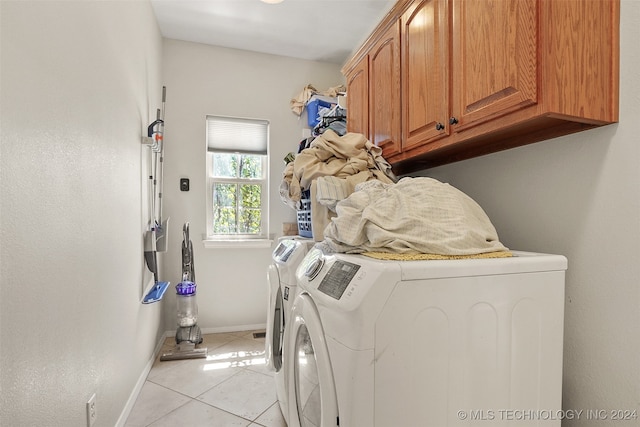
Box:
[211,154,263,235]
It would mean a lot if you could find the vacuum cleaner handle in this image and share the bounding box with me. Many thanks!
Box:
[182,222,195,283]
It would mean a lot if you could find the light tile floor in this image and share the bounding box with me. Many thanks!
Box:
[125,330,287,427]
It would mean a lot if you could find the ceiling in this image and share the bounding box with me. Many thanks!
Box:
[150,0,396,65]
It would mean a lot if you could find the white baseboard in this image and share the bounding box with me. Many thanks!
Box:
[115,331,169,427]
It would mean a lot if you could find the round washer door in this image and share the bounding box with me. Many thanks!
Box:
[265,264,284,372]
[286,293,339,427]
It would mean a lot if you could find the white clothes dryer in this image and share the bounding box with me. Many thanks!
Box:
[265,236,314,422]
[286,249,567,427]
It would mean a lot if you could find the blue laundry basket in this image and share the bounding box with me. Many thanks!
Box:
[296,190,313,238]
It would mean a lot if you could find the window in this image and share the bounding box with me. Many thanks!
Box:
[206,115,269,241]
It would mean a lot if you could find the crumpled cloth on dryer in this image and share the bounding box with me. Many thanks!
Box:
[319,177,509,256]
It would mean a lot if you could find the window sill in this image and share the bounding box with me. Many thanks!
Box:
[202,238,274,249]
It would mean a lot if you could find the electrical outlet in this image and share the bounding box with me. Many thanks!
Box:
[86,393,97,427]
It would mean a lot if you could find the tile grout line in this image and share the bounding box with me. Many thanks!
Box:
[146,375,259,426]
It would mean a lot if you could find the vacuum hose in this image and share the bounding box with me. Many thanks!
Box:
[182,222,195,282]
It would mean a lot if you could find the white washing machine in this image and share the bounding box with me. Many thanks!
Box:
[286,249,567,427]
[265,236,314,422]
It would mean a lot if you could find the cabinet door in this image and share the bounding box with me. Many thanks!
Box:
[402,0,449,152]
[346,56,369,138]
[369,22,402,158]
[451,0,537,131]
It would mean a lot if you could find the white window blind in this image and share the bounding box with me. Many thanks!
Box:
[206,115,269,155]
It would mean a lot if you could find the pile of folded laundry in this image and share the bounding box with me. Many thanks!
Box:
[280,131,508,257]
[280,129,397,241]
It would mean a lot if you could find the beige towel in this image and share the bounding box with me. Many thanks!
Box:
[310,180,335,242]
[315,172,373,211]
[290,84,346,116]
[290,84,317,116]
[280,130,395,208]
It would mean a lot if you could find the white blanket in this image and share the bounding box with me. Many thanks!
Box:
[321,177,508,255]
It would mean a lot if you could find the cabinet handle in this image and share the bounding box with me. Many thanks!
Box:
[435,122,445,131]
[449,117,459,125]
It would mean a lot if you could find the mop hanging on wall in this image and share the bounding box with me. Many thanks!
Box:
[143,86,171,304]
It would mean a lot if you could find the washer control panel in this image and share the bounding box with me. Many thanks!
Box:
[317,260,361,300]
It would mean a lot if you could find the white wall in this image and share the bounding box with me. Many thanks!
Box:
[160,39,343,332]
[419,1,640,423]
[0,1,164,425]
[2,1,635,425]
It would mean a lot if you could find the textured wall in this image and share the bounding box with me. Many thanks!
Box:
[421,1,640,423]
[160,39,344,332]
[0,1,164,425]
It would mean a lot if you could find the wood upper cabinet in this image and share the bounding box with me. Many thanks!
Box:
[402,0,449,151]
[369,21,402,158]
[343,0,619,173]
[451,0,538,132]
[403,0,537,146]
[345,21,401,159]
[345,55,369,137]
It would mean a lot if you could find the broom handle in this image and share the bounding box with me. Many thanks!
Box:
[157,87,167,225]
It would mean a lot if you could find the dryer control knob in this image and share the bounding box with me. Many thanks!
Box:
[304,257,324,280]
